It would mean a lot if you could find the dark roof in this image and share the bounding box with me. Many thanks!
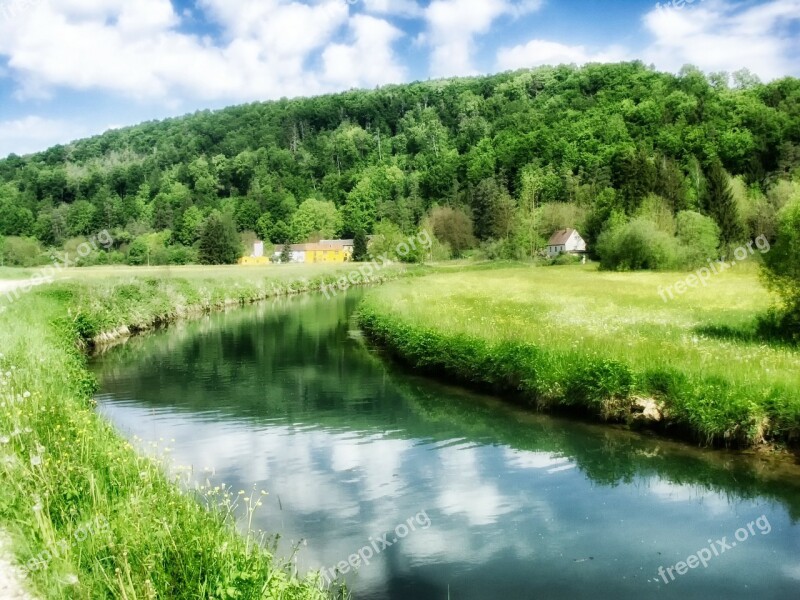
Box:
[548,228,577,246]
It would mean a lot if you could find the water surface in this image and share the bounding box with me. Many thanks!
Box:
[91,291,800,599]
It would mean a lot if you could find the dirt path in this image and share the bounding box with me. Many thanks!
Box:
[0,280,40,598]
[0,536,35,600]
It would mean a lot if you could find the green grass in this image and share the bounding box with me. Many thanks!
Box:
[0,263,406,599]
[358,263,800,448]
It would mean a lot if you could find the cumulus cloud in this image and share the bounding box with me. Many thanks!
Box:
[497,40,630,71]
[424,0,544,77]
[642,0,800,80]
[322,15,407,89]
[0,0,405,104]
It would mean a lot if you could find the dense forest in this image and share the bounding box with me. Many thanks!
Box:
[1,61,799,267]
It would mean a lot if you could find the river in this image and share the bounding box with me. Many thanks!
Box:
[91,290,800,599]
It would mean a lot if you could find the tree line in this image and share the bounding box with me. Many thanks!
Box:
[0,61,798,272]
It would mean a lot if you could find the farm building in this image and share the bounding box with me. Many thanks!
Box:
[272,240,354,264]
[239,241,271,265]
[546,229,587,258]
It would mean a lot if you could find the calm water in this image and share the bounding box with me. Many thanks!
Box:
[91,291,800,600]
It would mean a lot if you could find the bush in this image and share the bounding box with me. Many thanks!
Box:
[168,244,199,265]
[676,210,720,268]
[550,253,582,266]
[761,196,800,342]
[0,236,47,267]
[597,217,681,271]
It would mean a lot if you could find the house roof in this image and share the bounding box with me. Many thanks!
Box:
[271,240,354,252]
[548,228,577,246]
[279,242,350,252]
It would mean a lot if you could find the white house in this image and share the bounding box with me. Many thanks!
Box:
[547,228,587,258]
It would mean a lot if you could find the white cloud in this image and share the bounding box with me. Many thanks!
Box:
[642,0,800,80]
[497,39,630,71]
[0,0,405,106]
[362,0,424,18]
[424,0,543,77]
[0,116,88,157]
[322,14,407,89]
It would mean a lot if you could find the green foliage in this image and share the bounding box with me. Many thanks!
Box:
[1,270,381,599]
[290,199,342,242]
[198,212,242,265]
[427,206,475,258]
[0,63,797,266]
[358,266,800,447]
[704,161,745,246]
[676,210,721,267]
[280,240,292,264]
[177,205,204,246]
[353,229,368,262]
[597,217,681,271]
[762,196,800,342]
[0,236,46,267]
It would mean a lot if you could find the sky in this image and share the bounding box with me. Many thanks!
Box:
[0,0,798,158]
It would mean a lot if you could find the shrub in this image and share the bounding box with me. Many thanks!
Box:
[426,206,475,258]
[761,196,800,342]
[597,217,681,271]
[0,236,47,267]
[676,210,721,268]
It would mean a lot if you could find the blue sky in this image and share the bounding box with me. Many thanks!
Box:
[0,0,798,157]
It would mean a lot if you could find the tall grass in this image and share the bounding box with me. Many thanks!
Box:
[358,264,800,448]
[0,264,394,599]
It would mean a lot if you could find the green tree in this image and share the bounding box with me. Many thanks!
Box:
[353,229,368,262]
[255,212,273,243]
[280,239,292,263]
[761,196,800,341]
[676,210,720,267]
[428,206,475,258]
[198,212,242,265]
[704,161,744,246]
[178,205,204,246]
[67,200,96,237]
[291,199,342,242]
[235,198,261,232]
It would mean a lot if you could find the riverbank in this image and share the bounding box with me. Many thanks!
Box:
[357,264,800,450]
[0,264,408,599]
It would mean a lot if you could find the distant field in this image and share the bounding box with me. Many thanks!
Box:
[0,262,355,281]
[359,263,800,447]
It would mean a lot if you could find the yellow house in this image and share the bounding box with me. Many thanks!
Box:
[239,241,272,266]
[239,256,271,266]
[304,241,354,263]
[270,240,354,264]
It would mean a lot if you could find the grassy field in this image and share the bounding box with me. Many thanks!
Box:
[0,263,407,599]
[358,263,800,448]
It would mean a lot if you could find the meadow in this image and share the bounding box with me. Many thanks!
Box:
[358,263,800,448]
[0,263,408,599]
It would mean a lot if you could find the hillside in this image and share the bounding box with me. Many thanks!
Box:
[1,61,799,266]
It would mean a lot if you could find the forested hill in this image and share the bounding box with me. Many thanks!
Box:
[1,61,799,265]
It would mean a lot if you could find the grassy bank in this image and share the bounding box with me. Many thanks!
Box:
[358,264,800,449]
[0,263,406,599]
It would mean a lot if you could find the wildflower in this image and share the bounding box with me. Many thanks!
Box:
[63,574,79,585]
[30,455,42,467]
